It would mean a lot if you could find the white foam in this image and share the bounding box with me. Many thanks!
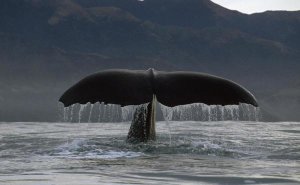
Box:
[89,150,143,159]
[57,138,87,151]
[191,140,221,150]
[54,138,143,159]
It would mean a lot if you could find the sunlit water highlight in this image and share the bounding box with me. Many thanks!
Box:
[0,121,299,184]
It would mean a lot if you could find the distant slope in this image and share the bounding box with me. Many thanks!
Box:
[0,0,299,121]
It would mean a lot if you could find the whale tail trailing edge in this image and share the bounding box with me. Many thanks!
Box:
[59,69,258,108]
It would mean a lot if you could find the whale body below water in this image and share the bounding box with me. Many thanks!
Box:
[59,69,258,142]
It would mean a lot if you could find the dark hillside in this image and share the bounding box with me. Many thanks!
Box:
[0,0,299,121]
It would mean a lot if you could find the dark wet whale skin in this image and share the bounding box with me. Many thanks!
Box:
[59,68,258,107]
[59,68,258,142]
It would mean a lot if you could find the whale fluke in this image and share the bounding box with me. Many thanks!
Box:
[59,69,258,107]
[59,68,258,143]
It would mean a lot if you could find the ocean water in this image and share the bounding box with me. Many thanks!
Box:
[0,121,299,185]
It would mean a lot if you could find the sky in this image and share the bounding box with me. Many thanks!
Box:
[211,0,300,14]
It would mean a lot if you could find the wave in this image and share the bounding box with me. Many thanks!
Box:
[46,136,245,160]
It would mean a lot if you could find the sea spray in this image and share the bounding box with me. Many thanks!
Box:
[61,102,261,123]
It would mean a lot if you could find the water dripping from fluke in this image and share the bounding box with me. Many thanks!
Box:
[160,103,260,122]
[88,104,94,123]
[60,102,137,123]
[60,102,261,123]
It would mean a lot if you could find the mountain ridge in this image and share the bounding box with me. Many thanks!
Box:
[0,0,299,121]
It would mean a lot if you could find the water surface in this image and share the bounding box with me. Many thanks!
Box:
[0,121,299,184]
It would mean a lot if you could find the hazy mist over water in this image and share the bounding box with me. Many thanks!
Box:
[0,121,299,184]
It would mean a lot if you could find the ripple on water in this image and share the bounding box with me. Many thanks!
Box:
[0,122,299,185]
[44,135,247,161]
[50,138,144,159]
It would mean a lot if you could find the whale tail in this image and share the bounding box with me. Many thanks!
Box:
[59,69,258,143]
[59,69,258,108]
